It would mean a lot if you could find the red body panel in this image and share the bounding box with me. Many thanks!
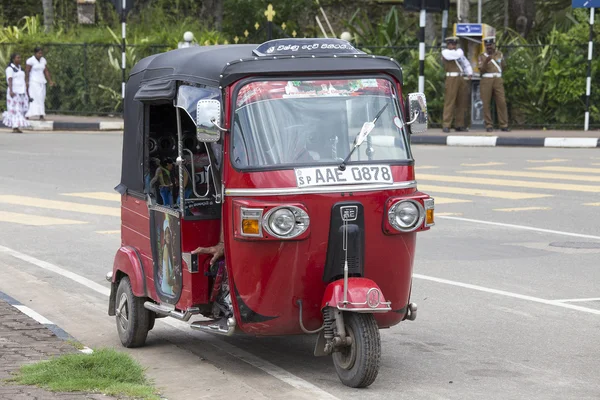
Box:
[321,278,391,312]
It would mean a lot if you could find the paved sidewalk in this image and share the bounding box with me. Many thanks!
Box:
[0,297,115,400]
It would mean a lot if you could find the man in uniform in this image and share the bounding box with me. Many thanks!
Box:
[478,37,510,132]
[441,36,473,133]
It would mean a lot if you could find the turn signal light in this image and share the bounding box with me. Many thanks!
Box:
[424,198,435,227]
[241,208,263,237]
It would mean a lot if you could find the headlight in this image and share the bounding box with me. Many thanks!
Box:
[263,206,310,239]
[388,200,424,232]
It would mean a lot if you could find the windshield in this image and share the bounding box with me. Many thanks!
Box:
[231,78,410,169]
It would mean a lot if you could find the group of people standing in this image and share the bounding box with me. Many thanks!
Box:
[3,48,54,133]
[442,36,509,133]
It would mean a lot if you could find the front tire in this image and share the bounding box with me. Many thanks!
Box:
[115,277,150,348]
[332,313,381,388]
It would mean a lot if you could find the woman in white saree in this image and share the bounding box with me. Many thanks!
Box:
[25,47,54,120]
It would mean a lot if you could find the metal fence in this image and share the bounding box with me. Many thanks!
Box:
[0,42,597,129]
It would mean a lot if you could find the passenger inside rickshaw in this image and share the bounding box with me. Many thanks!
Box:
[145,102,214,211]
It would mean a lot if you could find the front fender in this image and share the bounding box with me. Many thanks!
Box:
[112,246,147,297]
[321,278,391,313]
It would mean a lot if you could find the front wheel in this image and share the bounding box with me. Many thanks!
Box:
[332,313,381,388]
[115,276,150,348]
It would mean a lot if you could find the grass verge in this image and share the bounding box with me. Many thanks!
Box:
[9,348,160,400]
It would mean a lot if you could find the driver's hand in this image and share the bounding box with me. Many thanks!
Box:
[192,242,224,264]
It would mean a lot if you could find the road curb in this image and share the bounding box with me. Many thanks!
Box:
[0,120,124,131]
[411,135,600,148]
[0,291,93,354]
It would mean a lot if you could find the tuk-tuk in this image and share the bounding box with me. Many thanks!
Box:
[107,38,434,388]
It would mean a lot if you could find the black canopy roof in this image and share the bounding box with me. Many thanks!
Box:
[118,40,404,194]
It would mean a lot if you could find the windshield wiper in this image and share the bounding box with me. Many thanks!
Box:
[339,103,389,171]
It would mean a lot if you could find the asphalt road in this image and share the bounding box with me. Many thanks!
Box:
[0,131,599,400]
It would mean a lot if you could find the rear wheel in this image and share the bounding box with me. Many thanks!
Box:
[332,313,381,388]
[115,277,150,348]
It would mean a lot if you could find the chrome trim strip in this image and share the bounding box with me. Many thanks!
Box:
[225,180,417,196]
[149,205,181,218]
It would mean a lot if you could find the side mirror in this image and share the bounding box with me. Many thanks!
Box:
[406,93,428,134]
[196,99,222,143]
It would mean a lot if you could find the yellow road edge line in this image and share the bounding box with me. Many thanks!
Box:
[493,207,552,212]
[0,211,87,226]
[0,195,120,217]
[418,184,551,200]
[417,173,600,193]
[458,169,600,183]
[62,192,121,202]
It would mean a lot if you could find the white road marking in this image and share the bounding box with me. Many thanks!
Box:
[493,207,551,212]
[432,197,472,204]
[529,166,600,174]
[460,169,600,182]
[526,158,569,163]
[413,274,600,315]
[0,211,87,226]
[461,162,505,167]
[0,244,341,400]
[554,297,600,303]
[414,166,439,170]
[436,212,464,216]
[418,173,600,193]
[0,245,110,297]
[96,230,120,234]
[419,184,550,200]
[447,136,498,146]
[437,216,600,241]
[13,304,54,324]
[80,347,94,354]
[584,202,600,206]
[62,192,121,202]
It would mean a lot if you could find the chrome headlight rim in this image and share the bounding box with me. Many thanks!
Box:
[388,199,424,233]
[262,206,310,239]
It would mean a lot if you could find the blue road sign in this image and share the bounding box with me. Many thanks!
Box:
[573,0,600,8]
[456,24,483,36]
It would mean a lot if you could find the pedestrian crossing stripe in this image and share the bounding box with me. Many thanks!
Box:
[0,211,87,226]
[460,162,505,167]
[584,202,600,206]
[528,166,600,174]
[62,192,121,202]
[432,197,472,204]
[0,195,120,217]
[493,207,552,212]
[418,184,550,200]
[417,173,600,193]
[414,166,439,170]
[460,169,600,183]
[526,158,569,163]
[96,230,120,234]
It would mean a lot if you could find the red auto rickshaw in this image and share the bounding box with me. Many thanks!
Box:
[107,38,434,388]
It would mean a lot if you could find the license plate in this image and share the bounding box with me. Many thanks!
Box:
[295,165,393,188]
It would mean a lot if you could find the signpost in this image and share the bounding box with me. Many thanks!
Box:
[110,0,133,99]
[573,0,598,130]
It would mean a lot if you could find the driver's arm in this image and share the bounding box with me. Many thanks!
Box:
[191,217,224,264]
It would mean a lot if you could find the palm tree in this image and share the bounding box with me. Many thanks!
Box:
[42,0,53,32]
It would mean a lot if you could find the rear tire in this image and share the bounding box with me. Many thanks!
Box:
[115,277,150,348]
[332,313,381,388]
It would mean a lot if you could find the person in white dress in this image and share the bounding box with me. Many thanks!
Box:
[25,47,54,120]
[2,53,30,133]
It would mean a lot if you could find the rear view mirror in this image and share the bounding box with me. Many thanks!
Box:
[196,99,222,143]
[406,93,428,134]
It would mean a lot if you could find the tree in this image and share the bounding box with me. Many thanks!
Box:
[509,0,535,37]
[42,0,53,32]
